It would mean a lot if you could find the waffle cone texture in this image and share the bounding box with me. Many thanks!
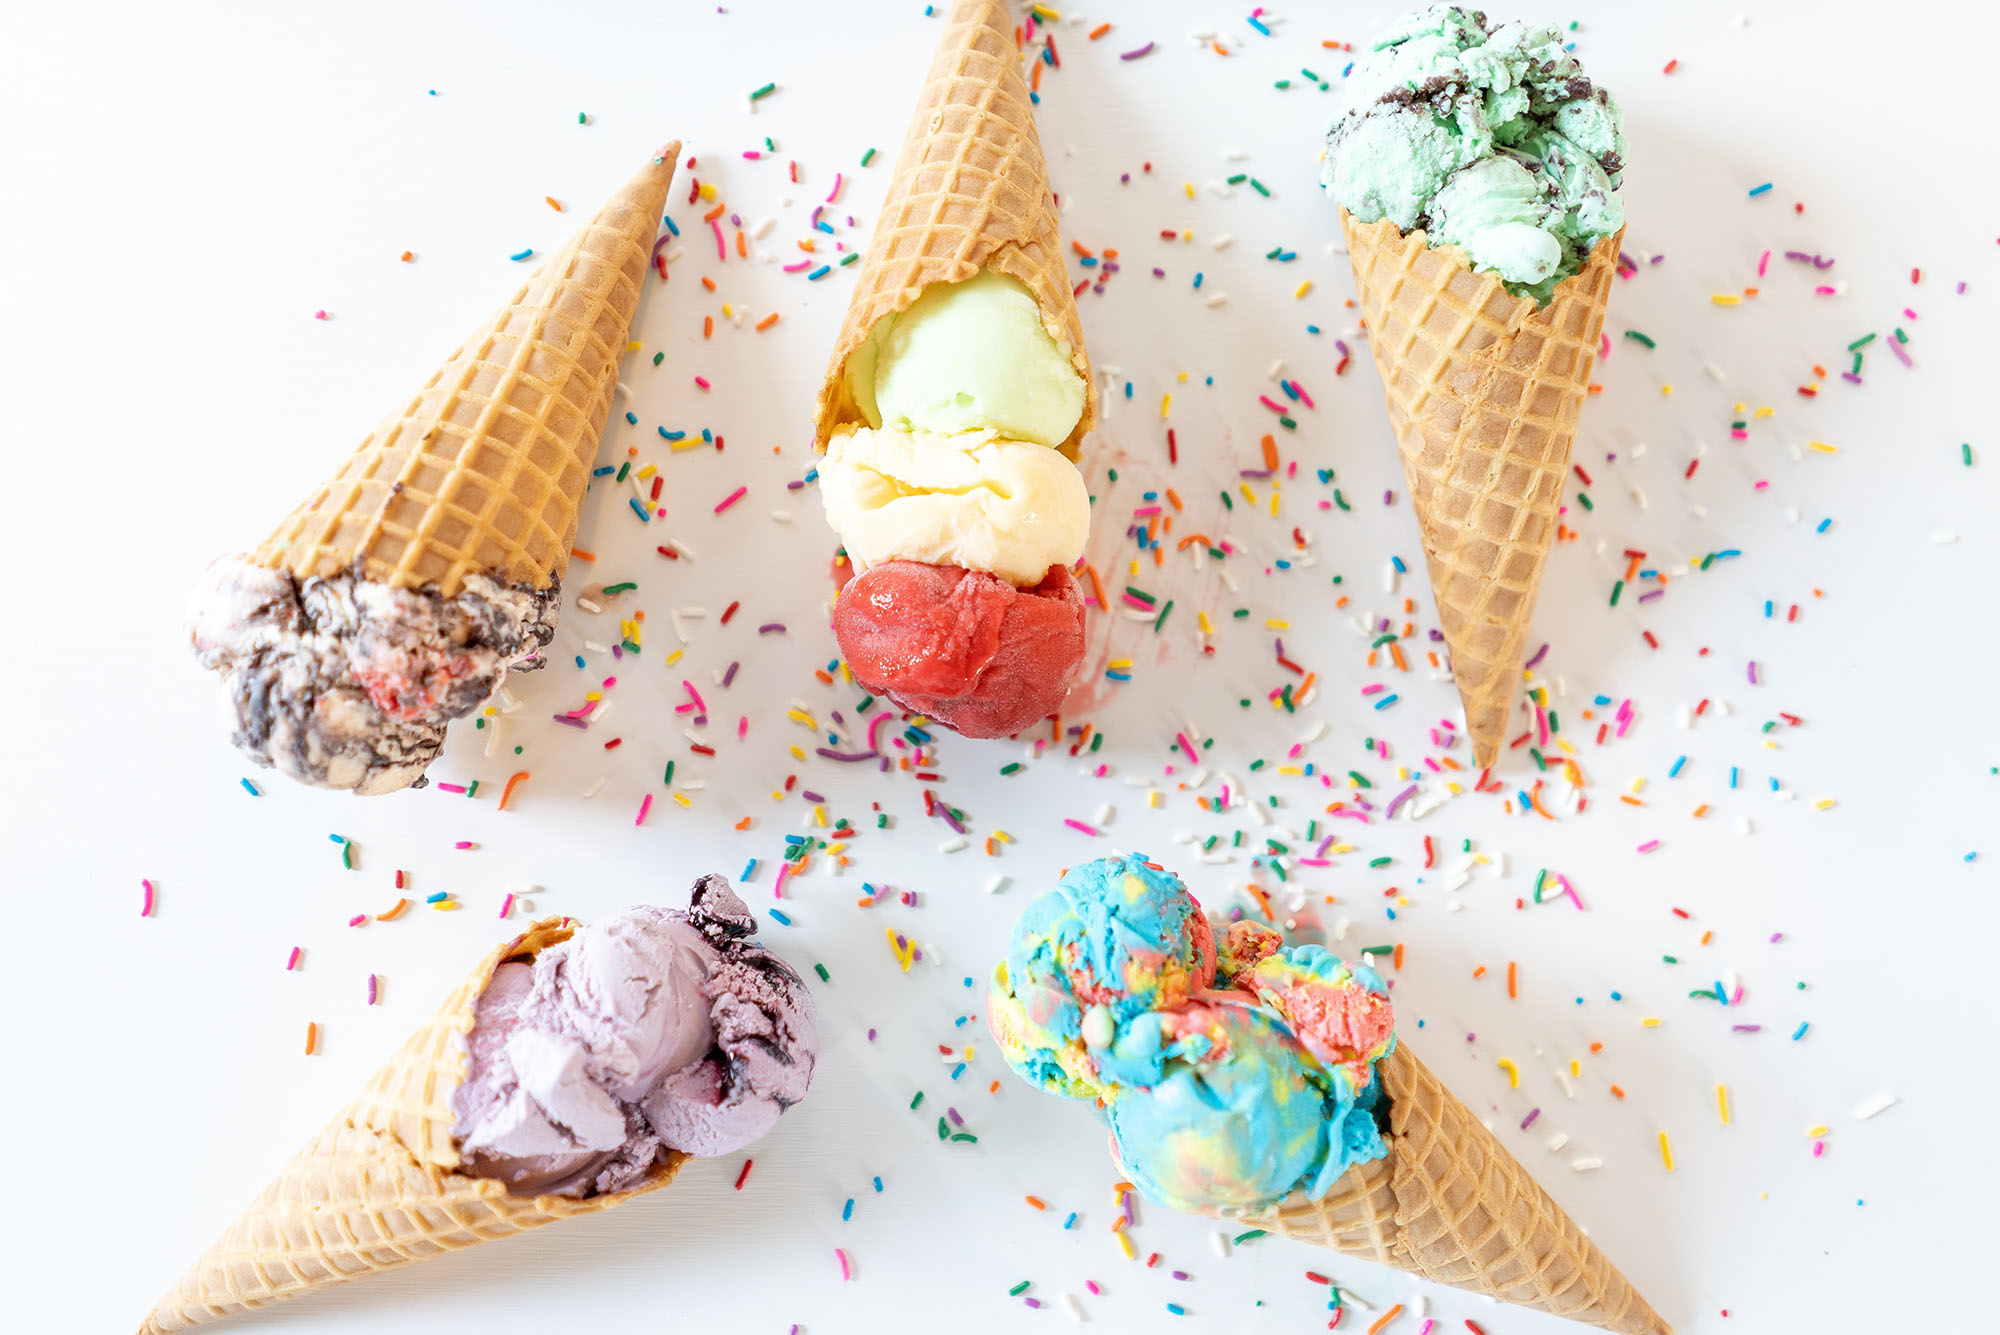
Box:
[252,145,681,598]
[1343,212,1623,769]
[1241,1044,1670,1334]
[138,919,686,1332]
[812,0,1094,459]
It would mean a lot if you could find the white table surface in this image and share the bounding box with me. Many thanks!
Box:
[4,2,1995,1331]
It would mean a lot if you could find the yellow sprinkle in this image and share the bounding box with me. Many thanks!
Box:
[1160,394,1172,418]
[827,842,847,855]
[1628,776,1647,794]
[673,793,693,808]
[636,464,657,479]
[625,340,642,351]
[1182,228,1192,241]
[1108,658,1134,669]
[1115,1229,1136,1260]
[1264,619,1291,630]
[1277,766,1303,777]
[1197,611,1214,634]
[839,661,853,683]
[1393,896,1409,907]
[1328,843,1352,855]
[1471,853,1491,866]
[814,805,828,828]
[788,745,806,761]
[992,830,1015,844]
[1293,280,1312,299]
[770,790,785,802]
[1659,1131,1675,1171]
[721,303,733,317]
[1397,766,1411,781]
[1814,798,1836,810]
[1128,559,1140,577]
[585,691,603,702]
[664,648,683,666]
[786,709,818,729]
[1183,181,1195,199]
[698,182,717,201]
[1146,790,1161,808]
[1806,440,1839,455]
[1660,384,1674,396]
[1641,1017,1663,1028]
[1753,405,1776,419]
[1711,293,1741,306]
[671,437,706,452]
[434,900,460,911]
[1717,1083,1731,1125]
[1497,1057,1520,1088]
[1557,738,1578,756]
[1030,4,1060,20]
[1806,1123,1830,1138]
[1239,483,1257,506]
[1445,782,1463,795]
[1177,371,1189,383]
[1569,1059,1581,1077]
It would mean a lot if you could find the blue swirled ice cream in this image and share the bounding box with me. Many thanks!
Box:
[1322,5,1626,301]
[989,854,1396,1215]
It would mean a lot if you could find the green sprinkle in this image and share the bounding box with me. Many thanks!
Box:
[1548,710,1560,734]
[1009,1282,1031,1297]
[1370,633,1397,648]
[1274,79,1292,90]
[1107,468,1119,482]
[1000,762,1022,775]
[1301,67,1321,81]
[663,760,675,786]
[1623,330,1657,349]
[466,780,479,796]
[1226,173,1247,185]
[1153,599,1175,633]
[341,842,353,870]
[937,1115,948,1140]
[1277,415,1296,430]
[1847,332,1876,351]
[749,81,777,100]
[1894,327,1908,344]
[1220,490,1234,510]
[1529,747,1547,772]
[1360,945,1394,956]
[911,1091,925,1110]
[1577,492,1594,511]
[615,461,631,482]
[577,111,587,124]
[1610,579,1624,606]
[861,147,876,166]
[1964,443,1975,466]
[813,962,830,982]
[1232,1229,1268,1243]
[1367,856,1392,868]
[602,581,637,594]
[1248,177,1270,197]
[1347,770,1372,788]
[1333,489,1351,511]
[856,695,875,712]
[840,252,860,266]
[1232,608,1250,619]
[1089,731,1104,752]
[1125,586,1157,606]
[951,1132,979,1143]
[1663,954,1679,964]
[1249,759,1266,772]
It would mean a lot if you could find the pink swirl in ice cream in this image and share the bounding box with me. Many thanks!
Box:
[451,876,819,1197]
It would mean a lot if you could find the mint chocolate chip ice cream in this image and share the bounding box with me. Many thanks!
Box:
[1322,6,1625,302]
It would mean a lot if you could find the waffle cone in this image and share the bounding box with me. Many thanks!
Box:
[1342,211,1622,768]
[1241,1044,1670,1334]
[812,0,1094,459]
[138,918,686,1333]
[251,144,682,598]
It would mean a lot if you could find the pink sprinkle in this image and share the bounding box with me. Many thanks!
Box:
[454,840,476,850]
[774,862,790,899]
[1360,683,1386,696]
[682,679,709,713]
[1175,732,1200,765]
[715,485,747,513]
[139,879,155,918]
[1637,840,1661,854]
[635,793,653,827]
[285,946,302,971]
[783,259,813,273]
[1131,505,1163,517]
[347,914,367,927]
[738,715,749,740]
[313,309,328,320]
[366,974,378,1006]
[710,218,726,260]
[499,893,515,920]
[826,172,844,204]
[1814,285,1838,296]
[1086,1281,1103,1296]
[694,375,713,390]
[1757,249,1770,278]
[835,1248,852,1281]
[1812,1140,1825,1158]
[1290,380,1316,409]
[1064,818,1102,836]
[435,782,468,794]
[1258,394,1289,414]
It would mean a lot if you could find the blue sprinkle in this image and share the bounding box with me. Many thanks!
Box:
[702,427,714,442]
[1816,517,1833,533]
[1517,790,1534,809]
[1611,990,1624,1001]
[509,248,535,261]
[1247,14,1271,35]
[1167,1305,1187,1317]
[1063,1211,1077,1229]
[628,497,650,522]
[1768,776,1780,792]
[1791,1022,1809,1040]
[953,1015,967,1027]
[741,858,759,881]
[239,778,260,796]
[1280,379,1300,400]
[1079,256,1099,267]
[1192,272,1204,289]
[842,1198,854,1221]
[593,465,615,477]
[873,1176,883,1192]
[1748,182,1774,197]
[806,264,831,280]
[1105,671,1133,682]
[784,834,807,845]
[1391,555,1407,572]
[1124,381,1133,399]
[768,908,792,926]
[661,216,680,236]
[1593,694,1613,706]
[949,1062,966,1080]
[1966,852,1979,862]
[574,655,585,669]
[1763,600,1774,618]
[1729,766,1740,789]
[425,891,449,904]
[1669,755,1687,778]
[625,411,638,425]
[815,219,835,235]
[329,834,347,844]
[1306,324,1321,334]
[1275,559,1291,570]
[1385,907,1397,920]
[660,427,683,440]
[1372,693,1398,710]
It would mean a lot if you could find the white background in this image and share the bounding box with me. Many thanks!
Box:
[3,2,1996,1331]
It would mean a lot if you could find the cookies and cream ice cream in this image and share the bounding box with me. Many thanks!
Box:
[990,854,1395,1216]
[1322,5,1626,300]
[187,556,556,795]
[452,876,818,1198]
[820,271,1090,737]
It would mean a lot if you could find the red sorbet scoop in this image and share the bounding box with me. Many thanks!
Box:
[832,561,1085,738]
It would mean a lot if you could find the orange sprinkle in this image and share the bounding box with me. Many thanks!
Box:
[544,196,564,211]
[1071,240,1095,258]
[735,229,747,258]
[1335,595,1348,608]
[1102,248,1119,260]
[702,203,726,222]
[303,1022,320,1056]
[1392,942,1404,971]
[1699,930,1713,945]
[1298,672,1316,699]
[1619,795,1644,807]
[497,771,530,812]
[1165,487,1183,511]
[1507,961,1518,999]
[1152,546,1163,568]
[570,548,597,562]
[1111,1215,1127,1233]
[1089,21,1111,39]
[377,898,409,922]
[1366,650,1379,668]
[1692,803,1709,818]
[1031,58,1043,92]
[813,669,834,685]
[1402,597,1414,614]
[1389,641,1408,672]
[1083,562,1108,611]
[1368,1304,1405,1334]
[1025,1195,1047,1210]
[1611,1084,1627,1100]
[1260,433,1279,469]
[701,275,717,291]
[797,238,818,252]
[1589,1041,1604,1053]
[756,312,780,332]
[399,250,414,262]
[989,1079,1001,1093]
[704,315,714,339]
[734,817,753,831]
[1472,965,1487,979]
[1427,651,1441,669]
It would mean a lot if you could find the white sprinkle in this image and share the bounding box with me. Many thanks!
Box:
[664,244,686,265]
[580,778,607,799]
[1546,1131,1570,1152]
[575,596,604,614]
[667,538,697,561]
[1334,915,1352,942]
[770,510,794,524]
[751,216,775,239]
[1384,561,1399,593]
[1739,817,1754,834]
[483,718,506,757]
[1266,359,1287,381]
[1571,1157,1604,1172]
[938,838,968,854]
[584,639,612,653]
[588,701,613,728]
[516,897,535,913]
[1554,1068,1575,1098]
[1095,804,1115,826]
[1334,1289,1371,1313]
[1853,1093,1898,1120]
[985,875,1009,895]
[1204,292,1229,308]
[1931,531,1959,544]
[1062,1293,1086,1322]
[1212,1231,1231,1257]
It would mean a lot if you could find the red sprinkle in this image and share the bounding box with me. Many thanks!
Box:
[734,1158,754,1189]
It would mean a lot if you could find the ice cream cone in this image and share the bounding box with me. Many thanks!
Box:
[812,0,1094,460]
[138,918,686,1333]
[1241,1043,1670,1335]
[251,144,682,598]
[1342,211,1622,769]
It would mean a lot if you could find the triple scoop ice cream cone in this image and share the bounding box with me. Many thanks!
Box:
[1323,7,1628,768]
[990,855,1671,1334]
[813,0,1096,738]
[186,143,680,794]
[142,877,817,1331]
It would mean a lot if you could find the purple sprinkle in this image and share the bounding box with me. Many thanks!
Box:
[758,622,787,635]
[1120,41,1155,60]
[1429,628,1445,642]
[1239,468,1273,479]
[1814,255,1836,270]
[1314,833,1336,858]
[722,661,740,687]
[1172,1270,1190,1280]
[786,478,806,491]
[1770,932,1785,943]
[1466,1032,1477,1043]
[1616,250,1636,271]
[1783,249,1812,263]
[1732,1024,1763,1033]
[1334,339,1351,358]
[1273,637,1286,659]
[1523,642,1551,670]
[610,643,624,659]
[940,807,967,835]
[801,790,826,804]
[1382,489,1395,505]
[867,1028,877,1041]
[1152,267,1165,277]
[1024,1298,1042,1310]
[693,715,707,727]
[1520,1107,1541,1130]
[817,747,880,762]
[1638,588,1665,603]
[1384,783,1420,819]
[947,1107,964,1127]
[1747,660,1759,685]
[1888,338,1913,368]
[1956,281,1967,294]
[553,714,588,729]
[652,233,673,255]
[1841,371,1863,384]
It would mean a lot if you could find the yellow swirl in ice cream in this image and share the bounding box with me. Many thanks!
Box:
[819,426,1090,585]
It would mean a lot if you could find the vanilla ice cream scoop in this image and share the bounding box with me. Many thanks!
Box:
[820,426,1090,585]
[850,271,1086,449]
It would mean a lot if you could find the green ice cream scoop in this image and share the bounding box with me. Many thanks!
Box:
[1321,5,1626,302]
